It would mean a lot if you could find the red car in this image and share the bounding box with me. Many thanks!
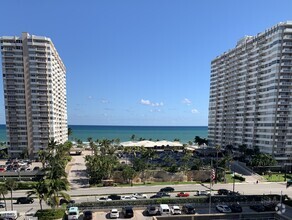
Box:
[177,192,190,197]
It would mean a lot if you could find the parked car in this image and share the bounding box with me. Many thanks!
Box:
[229,203,242,213]
[110,209,119,218]
[16,197,34,204]
[177,192,190,197]
[0,202,5,208]
[146,205,158,216]
[150,194,162,199]
[250,204,266,212]
[122,206,134,218]
[132,193,147,199]
[195,190,210,196]
[216,204,232,213]
[170,205,182,215]
[182,204,196,214]
[83,210,93,220]
[121,195,136,200]
[160,187,175,192]
[97,197,112,201]
[263,203,277,211]
[59,198,75,205]
[108,194,121,200]
[33,166,40,171]
[228,191,240,196]
[217,189,229,195]
[156,192,170,197]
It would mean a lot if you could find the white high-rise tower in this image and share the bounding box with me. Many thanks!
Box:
[0,32,68,158]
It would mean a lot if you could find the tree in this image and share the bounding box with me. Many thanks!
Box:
[5,179,17,211]
[0,185,8,211]
[68,127,73,138]
[121,166,136,186]
[38,150,49,169]
[194,136,208,146]
[251,153,277,167]
[47,179,69,209]
[27,180,49,210]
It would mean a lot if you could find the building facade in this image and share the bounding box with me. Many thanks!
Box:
[208,21,292,161]
[0,33,68,158]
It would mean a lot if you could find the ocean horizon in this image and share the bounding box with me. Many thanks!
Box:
[0,124,208,143]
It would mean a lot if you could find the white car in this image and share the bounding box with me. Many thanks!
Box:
[170,205,181,215]
[110,209,119,218]
[121,195,137,200]
[216,204,232,213]
[97,197,112,201]
[132,193,147,199]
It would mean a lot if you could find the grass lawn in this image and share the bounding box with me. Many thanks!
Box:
[263,174,292,182]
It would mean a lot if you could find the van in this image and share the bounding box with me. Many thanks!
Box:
[0,211,19,220]
[68,207,79,220]
[158,204,170,215]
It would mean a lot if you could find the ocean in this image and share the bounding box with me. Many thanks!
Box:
[0,125,208,144]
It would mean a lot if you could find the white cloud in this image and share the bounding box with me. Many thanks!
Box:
[140,99,163,106]
[101,99,109,104]
[191,108,199,114]
[150,109,161,112]
[182,98,192,105]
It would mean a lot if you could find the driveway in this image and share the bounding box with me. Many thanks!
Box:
[67,151,90,189]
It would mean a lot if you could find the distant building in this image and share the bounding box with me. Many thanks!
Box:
[208,21,292,162]
[0,33,68,158]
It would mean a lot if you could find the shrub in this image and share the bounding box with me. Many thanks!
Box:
[35,209,65,220]
[234,174,245,181]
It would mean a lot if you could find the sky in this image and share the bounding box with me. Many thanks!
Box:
[0,0,292,126]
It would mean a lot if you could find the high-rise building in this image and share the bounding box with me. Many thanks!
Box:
[208,21,292,161]
[0,32,68,158]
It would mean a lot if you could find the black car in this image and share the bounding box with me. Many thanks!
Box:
[217,189,229,195]
[159,187,175,192]
[150,194,162,199]
[108,194,121,200]
[228,191,240,196]
[122,206,134,218]
[59,198,75,205]
[182,204,196,214]
[83,210,93,220]
[250,204,266,212]
[156,192,171,197]
[16,197,34,204]
[229,203,242,213]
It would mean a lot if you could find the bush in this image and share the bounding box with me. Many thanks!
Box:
[35,209,65,220]
[74,194,281,209]
[234,174,245,181]
[0,181,37,190]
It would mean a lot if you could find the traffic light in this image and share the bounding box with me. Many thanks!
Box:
[286,180,292,188]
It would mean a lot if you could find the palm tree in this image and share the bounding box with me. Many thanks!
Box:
[0,185,8,211]
[68,127,73,140]
[38,150,48,169]
[5,179,17,210]
[47,179,69,209]
[27,180,49,210]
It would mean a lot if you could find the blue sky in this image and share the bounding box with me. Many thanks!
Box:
[0,0,292,126]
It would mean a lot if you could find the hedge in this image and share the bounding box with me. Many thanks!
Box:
[0,181,37,190]
[74,194,282,209]
[234,174,245,181]
[35,209,65,220]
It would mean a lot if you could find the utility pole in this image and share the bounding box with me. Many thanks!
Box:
[232,171,235,193]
